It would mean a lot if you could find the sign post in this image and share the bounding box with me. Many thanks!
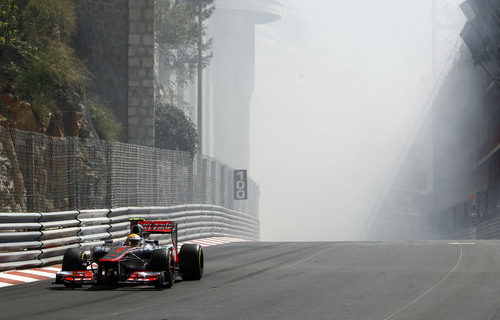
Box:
[234,170,248,200]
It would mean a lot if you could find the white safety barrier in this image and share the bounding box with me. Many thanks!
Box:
[0,205,259,271]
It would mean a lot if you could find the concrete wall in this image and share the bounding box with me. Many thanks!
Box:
[76,0,155,146]
[128,0,155,146]
[76,0,129,137]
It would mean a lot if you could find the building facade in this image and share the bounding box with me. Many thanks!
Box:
[366,0,500,239]
[428,0,500,236]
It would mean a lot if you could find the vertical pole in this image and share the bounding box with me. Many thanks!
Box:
[431,0,435,81]
[202,158,207,204]
[170,152,176,205]
[197,0,203,155]
[188,156,194,203]
[26,134,35,212]
[106,142,113,208]
[220,165,225,206]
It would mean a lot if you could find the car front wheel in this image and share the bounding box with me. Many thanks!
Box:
[151,248,174,289]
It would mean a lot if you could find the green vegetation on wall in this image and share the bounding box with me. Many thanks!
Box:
[154,0,215,153]
[1,0,86,112]
[155,0,214,88]
[155,102,198,155]
[0,0,120,140]
[86,97,123,142]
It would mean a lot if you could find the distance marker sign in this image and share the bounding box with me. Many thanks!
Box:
[234,170,248,200]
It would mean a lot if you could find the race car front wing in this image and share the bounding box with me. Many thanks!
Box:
[55,270,162,286]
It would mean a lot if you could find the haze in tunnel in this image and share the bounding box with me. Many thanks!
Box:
[250,0,448,241]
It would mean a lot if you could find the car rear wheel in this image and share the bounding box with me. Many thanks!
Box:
[61,248,87,288]
[151,249,174,289]
[179,244,203,280]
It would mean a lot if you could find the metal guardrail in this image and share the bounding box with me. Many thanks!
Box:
[0,205,259,271]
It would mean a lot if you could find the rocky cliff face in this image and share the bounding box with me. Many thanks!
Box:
[0,94,96,139]
[0,94,100,212]
[0,131,26,212]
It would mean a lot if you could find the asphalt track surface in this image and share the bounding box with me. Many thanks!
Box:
[2,241,500,319]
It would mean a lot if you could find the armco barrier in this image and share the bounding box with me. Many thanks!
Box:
[0,205,259,271]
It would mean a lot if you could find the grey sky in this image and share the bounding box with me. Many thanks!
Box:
[250,0,463,241]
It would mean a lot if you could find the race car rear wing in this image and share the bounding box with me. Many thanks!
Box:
[130,219,176,233]
[129,218,178,248]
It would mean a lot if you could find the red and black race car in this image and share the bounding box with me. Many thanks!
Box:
[55,219,203,289]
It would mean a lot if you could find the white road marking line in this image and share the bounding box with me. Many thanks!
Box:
[14,270,55,278]
[192,238,247,246]
[178,237,240,249]
[199,238,221,241]
[384,243,463,320]
[0,273,38,282]
[195,240,220,245]
[202,242,219,246]
[448,242,475,245]
[214,238,236,242]
[183,240,219,246]
[207,242,226,245]
[42,267,61,272]
[0,282,12,288]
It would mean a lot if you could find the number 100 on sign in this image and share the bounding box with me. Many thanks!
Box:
[234,170,248,200]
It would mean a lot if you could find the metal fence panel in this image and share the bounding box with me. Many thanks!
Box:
[0,126,259,218]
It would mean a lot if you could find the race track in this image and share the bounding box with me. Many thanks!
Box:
[2,241,500,320]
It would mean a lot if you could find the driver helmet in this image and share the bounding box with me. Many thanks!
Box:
[125,233,142,247]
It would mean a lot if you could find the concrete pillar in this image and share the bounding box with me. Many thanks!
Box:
[75,0,129,136]
[128,0,155,146]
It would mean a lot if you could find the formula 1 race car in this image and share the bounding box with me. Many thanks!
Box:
[55,219,203,289]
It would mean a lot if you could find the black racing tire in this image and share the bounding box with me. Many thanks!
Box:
[62,248,87,271]
[151,249,174,289]
[179,244,203,281]
[61,248,87,288]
